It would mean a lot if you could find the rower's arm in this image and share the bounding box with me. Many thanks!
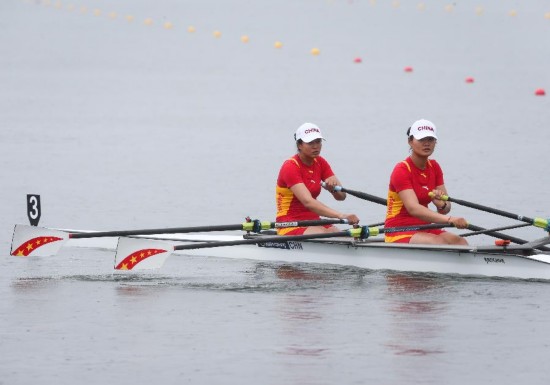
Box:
[291,183,347,219]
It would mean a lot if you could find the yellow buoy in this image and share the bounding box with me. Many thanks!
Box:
[188,26,196,33]
[108,12,117,19]
[164,21,173,29]
[126,15,134,22]
[144,18,153,26]
[93,9,101,17]
[274,41,283,49]
[417,3,426,11]
[240,35,249,43]
[311,48,320,56]
[475,6,484,15]
[444,4,454,12]
[508,10,517,17]
[213,30,222,38]
[544,12,550,20]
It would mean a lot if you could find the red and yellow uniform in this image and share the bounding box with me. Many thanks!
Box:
[276,154,335,235]
[385,157,445,243]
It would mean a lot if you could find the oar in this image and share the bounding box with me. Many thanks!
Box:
[462,223,531,237]
[10,219,347,258]
[430,193,549,231]
[69,218,349,239]
[465,224,550,251]
[173,223,454,249]
[326,183,387,205]
[114,223,454,270]
[330,184,549,248]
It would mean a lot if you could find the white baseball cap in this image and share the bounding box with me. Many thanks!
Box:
[409,119,438,140]
[295,122,325,143]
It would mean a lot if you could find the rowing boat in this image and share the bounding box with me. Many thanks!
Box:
[10,224,550,280]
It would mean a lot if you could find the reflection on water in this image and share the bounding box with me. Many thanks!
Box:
[10,277,59,292]
[385,273,448,357]
[275,265,323,281]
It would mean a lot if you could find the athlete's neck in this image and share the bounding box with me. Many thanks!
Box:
[298,152,314,166]
[409,154,428,170]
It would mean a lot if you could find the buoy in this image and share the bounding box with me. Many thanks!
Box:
[354,57,362,63]
[213,30,222,38]
[126,15,134,22]
[535,88,546,96]
[240,35,249,43]
[144,18,153,26]
[163,22,173,30]
[404,66,413,72]
[465,77,475,83]
[274,41,283,49]
[188,26,196,33]
[311,48,320,56]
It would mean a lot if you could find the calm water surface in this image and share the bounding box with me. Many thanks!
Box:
[2,1,550,384]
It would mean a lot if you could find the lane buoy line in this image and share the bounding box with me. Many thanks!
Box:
[15,0,548,94]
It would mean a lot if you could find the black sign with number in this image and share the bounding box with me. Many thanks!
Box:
[27,194,41,226]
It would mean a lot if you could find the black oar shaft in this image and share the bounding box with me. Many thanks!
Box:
[70,224,244,239]
[447,197,535,224]
[380,223,451,234]
[341,188,387,206]
[467,224,550,251]
[70,219,347,239]
[462,223,531,237]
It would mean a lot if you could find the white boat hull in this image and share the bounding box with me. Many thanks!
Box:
[65,233,550,280]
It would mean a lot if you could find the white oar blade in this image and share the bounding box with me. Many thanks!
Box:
[10,224,69,257]
[114,237,174,271]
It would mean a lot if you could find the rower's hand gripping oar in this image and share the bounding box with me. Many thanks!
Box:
[328,184,549,247]
[429,193,550,231]
[9,219,348,258]
[114,223,454,270]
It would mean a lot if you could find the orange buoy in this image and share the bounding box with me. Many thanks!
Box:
[535,88,546,96]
